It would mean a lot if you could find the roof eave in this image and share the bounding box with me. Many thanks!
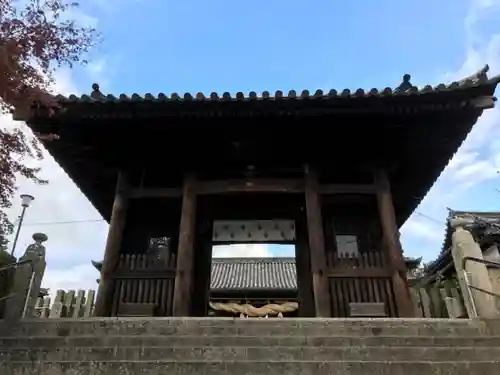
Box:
[210,287,298,293]
[14,65,500,123]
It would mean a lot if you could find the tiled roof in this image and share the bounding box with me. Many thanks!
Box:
[51,65,499,104]
[427,210,500,276]
[210,258,297,290]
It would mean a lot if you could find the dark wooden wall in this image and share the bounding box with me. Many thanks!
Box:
[110,174,398,317]
[323,195,382,254]
[109,199,182,316]
[323,195,396,317]
[120,199,182,255]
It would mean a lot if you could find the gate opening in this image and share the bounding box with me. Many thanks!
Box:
[208,219,298,317]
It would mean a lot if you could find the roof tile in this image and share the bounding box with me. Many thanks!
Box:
[55,65,499,105]
[428,210,500,275]
[210,258,297,290]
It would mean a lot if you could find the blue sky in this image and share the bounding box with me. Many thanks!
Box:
[77,1,471,93]
[4,0,500,292]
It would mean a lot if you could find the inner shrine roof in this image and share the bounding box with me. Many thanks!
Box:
[210,258,297,291]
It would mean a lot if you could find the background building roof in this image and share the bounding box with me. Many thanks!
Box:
[210,257,297,290]
[424,210,500,283]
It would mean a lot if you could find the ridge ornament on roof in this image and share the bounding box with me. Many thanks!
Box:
[50,64,500,104]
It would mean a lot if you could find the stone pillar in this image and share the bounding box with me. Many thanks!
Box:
[373,168,413,317]
[4,233,47,320]
[484,245,500,312]
[451,225,499,318]
[94,172,129,317]
[0,250,16,318]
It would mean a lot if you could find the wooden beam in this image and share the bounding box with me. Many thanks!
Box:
[112,269,176,279]
[94,172,129,317]
[127,179,376,198]
[373,167,414,317]
[197,178,304,194]
[172,173,197,316]
[320,184,376,195]
[470,96,495,110]
[304,164,332,317]
[327,268,392,278]
[127,187,182,199]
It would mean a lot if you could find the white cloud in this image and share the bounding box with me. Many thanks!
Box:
[41,264,99,302]
[87,59,106,76]
[3,131,106,300]
[87,0,144,16]
[401,219,442,243]
[0,1,115,302]
[212,244,271,258]
[64,9,99,30]
[401,0,500,259]
[3,66,108,299]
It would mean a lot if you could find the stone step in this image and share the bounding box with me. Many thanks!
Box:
[2,346,500,362]
[0,318,489,337]
[2,360,500,375]
[2,334,500,348]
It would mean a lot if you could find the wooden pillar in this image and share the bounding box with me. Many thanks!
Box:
[191,218,213,316]
[373,168,414,317]
[294,221,315,317]
[94,172,128,316]
[172,173,197,316]
[303,164,331,317]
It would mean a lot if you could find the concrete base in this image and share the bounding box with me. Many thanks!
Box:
[1,318,500,374]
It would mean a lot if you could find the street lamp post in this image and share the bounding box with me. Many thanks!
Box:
[10,194,35,257]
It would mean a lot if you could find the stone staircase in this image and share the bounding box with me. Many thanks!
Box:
[0,317,499,374]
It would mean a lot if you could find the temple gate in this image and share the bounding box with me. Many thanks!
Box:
[17,66,500,319]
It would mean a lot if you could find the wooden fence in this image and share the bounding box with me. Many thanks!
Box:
[411,280,467,318]
[110,252,177,316]
[326,251,396,317]
[34,289,95,318]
